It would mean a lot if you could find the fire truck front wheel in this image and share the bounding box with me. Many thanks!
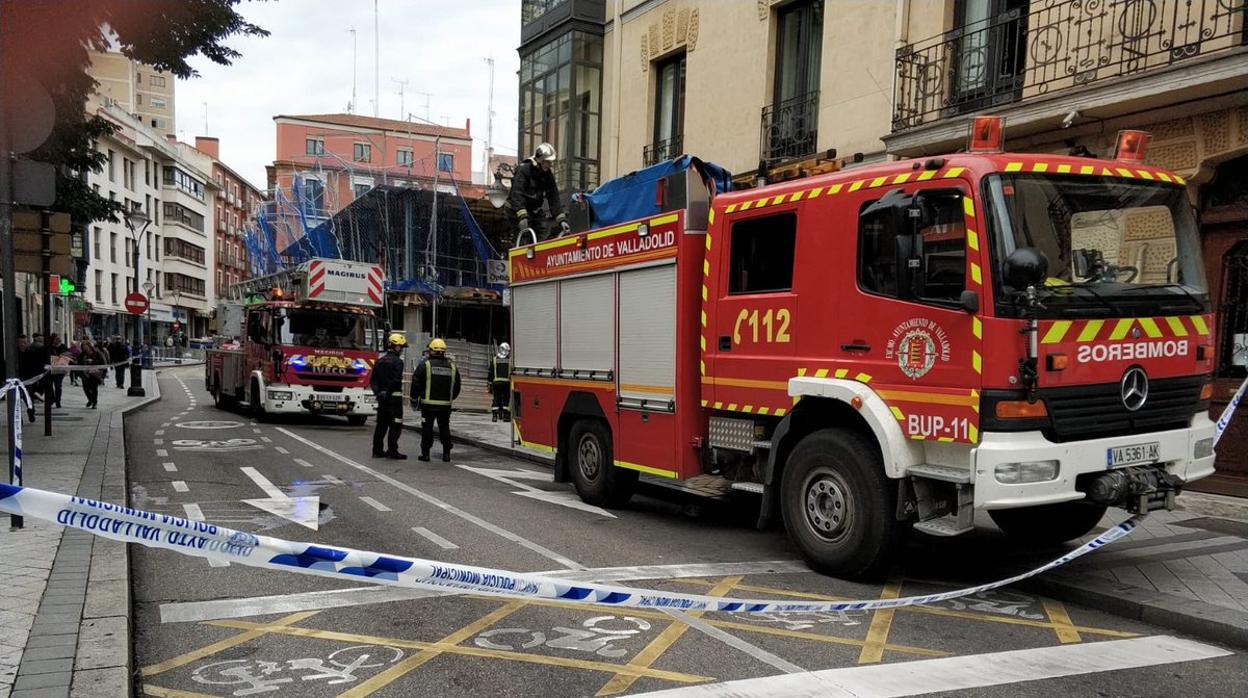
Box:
[988,501,1108,545]
[780,428,898,581]
[569,420,637,508]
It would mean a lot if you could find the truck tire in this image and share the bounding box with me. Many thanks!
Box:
[569,420,636,508]
[780,428,898,581]
[250,379,268,421]
[988,501,1108,545]
[347,415,367,426]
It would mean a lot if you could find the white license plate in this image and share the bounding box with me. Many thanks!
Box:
[314,394,346,402]
[1107,442,1160,468]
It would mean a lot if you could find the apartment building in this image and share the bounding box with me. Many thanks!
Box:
[195,137,259,303]
[87,49,176,137]
[163,140,218,338]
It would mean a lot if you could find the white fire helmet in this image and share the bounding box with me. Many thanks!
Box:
[497,342,511,359]
[534,143,557,162]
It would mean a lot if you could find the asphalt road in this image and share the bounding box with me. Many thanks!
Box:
[128,366,1246,697]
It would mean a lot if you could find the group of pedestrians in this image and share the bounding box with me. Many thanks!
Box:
[10,334,134,418]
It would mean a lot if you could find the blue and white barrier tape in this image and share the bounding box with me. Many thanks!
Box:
[0,483,1140,613]
[1214,374,1248,447]
[1,379,31,488]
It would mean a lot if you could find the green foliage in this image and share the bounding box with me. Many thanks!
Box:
[1,0,269,225]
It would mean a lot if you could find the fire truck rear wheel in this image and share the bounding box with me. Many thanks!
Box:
[569,420,636,508]
[780,428,897,581]
[988,501,1108,545]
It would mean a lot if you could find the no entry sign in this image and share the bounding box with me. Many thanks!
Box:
[124,292,149,315]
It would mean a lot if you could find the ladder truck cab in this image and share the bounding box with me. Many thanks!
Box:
[508,121,1217,580]
[206,258,385,426]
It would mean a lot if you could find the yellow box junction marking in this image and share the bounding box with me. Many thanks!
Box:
[1041,598,1083,645]
[141,611,321,677]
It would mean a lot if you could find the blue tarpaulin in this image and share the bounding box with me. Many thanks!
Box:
[582,155,731,229]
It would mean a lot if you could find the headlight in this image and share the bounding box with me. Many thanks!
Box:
[267,390,293,401]
[1194,437,1215,460]
[995,460,1059,484]
[361,393,377,403]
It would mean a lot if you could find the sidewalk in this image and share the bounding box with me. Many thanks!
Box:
[1,371,159,698]
[441,411,1248,648]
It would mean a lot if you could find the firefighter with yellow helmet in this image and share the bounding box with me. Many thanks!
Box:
[410,338,461,462]
[370,332,408,459]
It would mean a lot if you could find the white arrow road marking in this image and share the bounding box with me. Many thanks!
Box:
[456,464,616,519]
[239,466,321,530]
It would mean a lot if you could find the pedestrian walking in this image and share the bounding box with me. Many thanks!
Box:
[76,341,106,409]
[107,336,130,388]
[48,333,68,408]
[488,342,512,422]
[370,333,408,460]
[410,338,461,462]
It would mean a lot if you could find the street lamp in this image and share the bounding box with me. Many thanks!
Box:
[123,206,151,397]
[485,162,515,209]
[141,280,155,369]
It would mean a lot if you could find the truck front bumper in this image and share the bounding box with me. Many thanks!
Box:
[973,413,1216,510]
[263,385,378,416]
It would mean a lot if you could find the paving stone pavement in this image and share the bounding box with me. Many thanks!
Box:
[0,370,158,698]
[439,410,1248,646]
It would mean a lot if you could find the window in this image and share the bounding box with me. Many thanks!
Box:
[162,202,205,232]
[94,270,103,302]
[858,189,966,304]
[729,213,797,294]
[165,273,206,297]
[107,150,116,182]
[110,273,118,304]
[163,166,205,199]
[353,143,371,162]
[437,152,453,173]
[150,97,167,109]
[353,183,371,199]
[164,238,206,265]
[93,227,101,260]
[150,75,166,88]
[951,0,1028,111]
[653,52,686,151]
[397,148,413,166]
[301,177,324,217]
[110,232,117,263]
[763,0,823,160]
[126,278,133,294]
[136,94,142,105]
[519,30,603,193]
[154,235,160,261]
[124,239,132,267]
[305,138,325,155]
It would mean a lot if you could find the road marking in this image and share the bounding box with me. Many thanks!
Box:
[171,481,189,493]
[322,474,345,486]
[624,635,1232,697]
[161,422,170,428]
[294,458,315,468]
[162,462,177,473]
[183,503,229,569]
[412,527,458,550]
[158,561,809,623]
[274,446,290,455]
[359,496,392,512]
[155,429,165,436]
[858,579,903,664]
[252,428,262,434]
[260,436,273,443]
[457,464,616,518]
[240,466,321,530]
[153,438,164,445]
[1041,598,1082,644]
[140,611,319,677]
[156,449,168,457]
[277,426,584,569]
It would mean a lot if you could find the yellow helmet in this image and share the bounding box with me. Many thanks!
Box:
[387,333,407,348]
[428,338,447,353]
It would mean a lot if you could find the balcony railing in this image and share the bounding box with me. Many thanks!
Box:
[643,135,683,167]
[893,0,1248,132]
[760,90,820,162]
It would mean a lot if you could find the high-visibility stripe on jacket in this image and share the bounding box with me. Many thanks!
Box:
[490,356,512,384]
[421,357,458,407]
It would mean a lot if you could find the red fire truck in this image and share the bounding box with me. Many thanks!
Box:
[206,259,385,425]
[509,119,1217,579]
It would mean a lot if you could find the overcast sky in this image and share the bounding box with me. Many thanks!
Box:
[174,0,521,189]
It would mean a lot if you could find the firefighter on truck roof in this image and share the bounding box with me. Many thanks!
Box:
[508,142,569,243]
[411,338,461,462]
[370,333,408,460]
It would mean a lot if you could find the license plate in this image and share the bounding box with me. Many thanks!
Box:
[1107,442,1160,468]
[315,394,346,402]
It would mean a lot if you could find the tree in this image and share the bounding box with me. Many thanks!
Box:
[0,0,270,225]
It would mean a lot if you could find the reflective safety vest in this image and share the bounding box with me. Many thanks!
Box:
[491,356,512,384]
[422,357,458,407]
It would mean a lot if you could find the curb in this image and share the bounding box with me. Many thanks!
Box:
[1023,571,1248,650]
[399,421,554,468]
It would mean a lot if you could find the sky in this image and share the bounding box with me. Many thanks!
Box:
[174,0,521,189]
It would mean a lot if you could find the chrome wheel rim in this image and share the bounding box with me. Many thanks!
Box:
[803,469,851,542]
[577,434,602,481]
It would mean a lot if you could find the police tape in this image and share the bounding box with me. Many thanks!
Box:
[1215,374,1248,447]
[1,379,32,489]
[0,482,1141,613]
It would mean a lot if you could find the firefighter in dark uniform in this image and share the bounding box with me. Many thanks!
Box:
[488,342,512,422]
[370,333,408,460]
[508,142,569,243]
[410,338,461,462]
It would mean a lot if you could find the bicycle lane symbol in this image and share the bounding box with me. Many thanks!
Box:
[190,645,404,695]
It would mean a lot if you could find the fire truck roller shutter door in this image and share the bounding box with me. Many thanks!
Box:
[782,376,924,480]
[559,275,614,374]
[513,283,558,372]
[618,265,677,403]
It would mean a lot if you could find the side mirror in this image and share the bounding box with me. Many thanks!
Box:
[959,290,979,314]
[1004,247,1048,291]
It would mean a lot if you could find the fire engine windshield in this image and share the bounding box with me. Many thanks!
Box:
[274,309,373,350]
[986,174,1209,318]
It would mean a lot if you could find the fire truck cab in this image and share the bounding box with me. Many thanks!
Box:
[207,258,385,425]
[509,124,1216,579]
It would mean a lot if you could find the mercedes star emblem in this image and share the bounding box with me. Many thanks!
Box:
[1121,367,1149,412]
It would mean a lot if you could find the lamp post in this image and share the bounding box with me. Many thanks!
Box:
[142,280,154,369]
[123,207,150,396]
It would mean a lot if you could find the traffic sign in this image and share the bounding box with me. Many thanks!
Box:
[124,292,149,315]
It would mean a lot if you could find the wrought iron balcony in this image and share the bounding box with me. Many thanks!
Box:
[892,0,1248,132]
[761,90,819,162]
[643,135,683,166]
